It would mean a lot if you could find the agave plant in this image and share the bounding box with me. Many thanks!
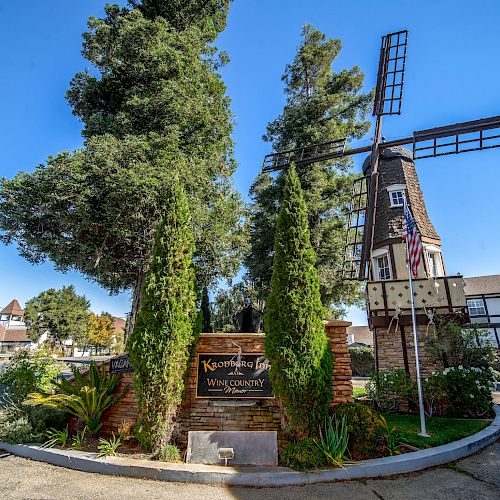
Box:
[314,415,351,467]
[25,362,125,435]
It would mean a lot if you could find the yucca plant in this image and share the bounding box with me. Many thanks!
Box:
[96,432,123,459]
[378,415,400,456]
[71,428,86,449]
[44,426,69,448]
[25,362,124,435]
[315,415,351,467]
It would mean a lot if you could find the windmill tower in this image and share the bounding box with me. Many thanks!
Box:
[361,145,466,376]
[262,29,500,377]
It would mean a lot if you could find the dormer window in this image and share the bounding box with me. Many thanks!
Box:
[424,244,444,278]
[387,184,406,207]
[372,248,392,281]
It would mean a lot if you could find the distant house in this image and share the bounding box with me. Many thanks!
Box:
[0,299,31,353]
[347,325,374,347]
[464,275,500,348]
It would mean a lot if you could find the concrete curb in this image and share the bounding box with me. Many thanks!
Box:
[1,405,499,487]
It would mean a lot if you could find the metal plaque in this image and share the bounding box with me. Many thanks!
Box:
[109,354,134,373]
[196,353,273,399]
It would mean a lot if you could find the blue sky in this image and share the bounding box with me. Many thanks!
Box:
[1,1,499,325]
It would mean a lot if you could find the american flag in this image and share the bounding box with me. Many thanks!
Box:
[403,199,423,278]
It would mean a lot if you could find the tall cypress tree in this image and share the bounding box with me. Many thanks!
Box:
[200,287,213,333]
[264,165,332,436]
[247,25,372,314]
[127,176,197,452]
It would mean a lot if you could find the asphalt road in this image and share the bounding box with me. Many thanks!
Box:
[0,440,498,499]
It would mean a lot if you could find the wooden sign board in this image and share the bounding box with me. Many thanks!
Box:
[196,353,273,399]
[109,354,134,373]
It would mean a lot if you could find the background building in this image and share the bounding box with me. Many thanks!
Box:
[464,275,500,348]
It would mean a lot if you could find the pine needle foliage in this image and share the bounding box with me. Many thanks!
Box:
[264,165,333,435]
[127,177,197,452]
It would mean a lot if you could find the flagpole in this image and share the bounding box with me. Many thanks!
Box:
[404,198,430,438]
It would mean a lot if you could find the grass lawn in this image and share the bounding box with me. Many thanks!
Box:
[383,413,491,449]
[353,387,367,398]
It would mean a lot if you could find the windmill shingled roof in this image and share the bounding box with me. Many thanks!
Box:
[463,275,500,296]
[363,146,440,244]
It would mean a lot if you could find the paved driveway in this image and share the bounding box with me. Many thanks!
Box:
[0,440,498,499]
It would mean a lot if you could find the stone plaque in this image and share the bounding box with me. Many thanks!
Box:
[196,353,273,399]
[186,430,278,465]
[109,354,134,373]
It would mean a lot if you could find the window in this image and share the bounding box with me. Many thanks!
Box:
[467,299,486,316]
[427,251,438,277]
[377,254,391,280]
[424,245,444,278]
[387,184,406,207]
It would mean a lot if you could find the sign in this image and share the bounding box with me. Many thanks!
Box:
[109,354,134,373]
[196,353,273,399]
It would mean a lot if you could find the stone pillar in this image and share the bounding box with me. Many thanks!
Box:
[325,320,354,405]
[374,324,438,378]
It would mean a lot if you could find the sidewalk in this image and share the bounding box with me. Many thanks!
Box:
[0,440,498,499]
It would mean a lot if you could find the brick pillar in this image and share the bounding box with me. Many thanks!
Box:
[324,320,354,405]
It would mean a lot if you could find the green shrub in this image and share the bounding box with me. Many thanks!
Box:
[155,444,181,462]
[25,362,124,434]
[0,408,42,444]
[0,349,61,404]
[428,319,495,370]
[366,369,414,413]
[433,366,494,417]
[349,347,375,377]
[281,438,328,470]
[331,403,383,460]
[264,165,332,435]
[127,177,197,452]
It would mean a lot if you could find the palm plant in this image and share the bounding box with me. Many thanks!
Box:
[25,362,124,435]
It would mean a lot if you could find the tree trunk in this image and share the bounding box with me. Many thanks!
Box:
[125,268,146,343]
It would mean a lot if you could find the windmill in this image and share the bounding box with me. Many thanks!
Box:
[261,29,500,376]
[262,30,500,283]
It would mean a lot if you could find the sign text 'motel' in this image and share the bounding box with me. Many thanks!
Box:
[196,353,274,399]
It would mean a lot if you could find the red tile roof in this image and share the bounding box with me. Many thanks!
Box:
[1,299,24,316]
[113,317,126,333]
[0,325,30,343]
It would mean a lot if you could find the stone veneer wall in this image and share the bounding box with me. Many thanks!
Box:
[100,320,353,447]
[374,324,438,378]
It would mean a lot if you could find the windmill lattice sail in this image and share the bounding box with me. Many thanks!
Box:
[342,175,370,280]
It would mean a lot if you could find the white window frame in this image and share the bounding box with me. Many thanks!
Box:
[372,248,392,281]
[387,184,406,208]
[423,244,444,278]
[467,299,486,316]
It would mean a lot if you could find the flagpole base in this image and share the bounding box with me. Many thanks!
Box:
[418,432,431,438]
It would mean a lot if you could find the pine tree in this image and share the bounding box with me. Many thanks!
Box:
[127,176,197,452]
[247,24,372,314]
[264,165,333,436]
[201,287,213,333]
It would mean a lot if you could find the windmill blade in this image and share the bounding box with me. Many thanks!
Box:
[413,115,500,159]
[373,30,408,116]
[342,175,370,280]
[262,138,347,172]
